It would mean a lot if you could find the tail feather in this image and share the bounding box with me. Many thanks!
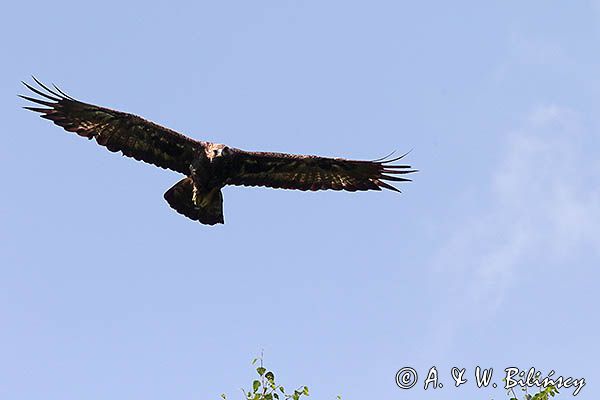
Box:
[164,177,224,225]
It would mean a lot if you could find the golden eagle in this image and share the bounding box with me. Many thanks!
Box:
[21,78,416,225]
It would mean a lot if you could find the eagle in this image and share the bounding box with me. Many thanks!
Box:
[20,78,416,225]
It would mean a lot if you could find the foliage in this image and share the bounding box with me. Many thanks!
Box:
[506,382,559,400]
[220,356,318,400]
[222,357,560,400]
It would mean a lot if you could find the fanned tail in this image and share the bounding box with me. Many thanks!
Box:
[164,178,224,225]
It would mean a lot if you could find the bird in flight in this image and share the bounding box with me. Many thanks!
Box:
[20,78,416,225]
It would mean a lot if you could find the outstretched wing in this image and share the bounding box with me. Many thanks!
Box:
[20,78,202,175]
[225,149,416,192]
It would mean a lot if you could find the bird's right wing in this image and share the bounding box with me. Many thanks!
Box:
[20,78,203,175]
[225,149,416,192]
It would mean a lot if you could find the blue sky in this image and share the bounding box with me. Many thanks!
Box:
[1,1,598,399]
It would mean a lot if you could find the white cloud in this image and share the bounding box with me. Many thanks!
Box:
[424,105,600,354]
[493,105,599,256]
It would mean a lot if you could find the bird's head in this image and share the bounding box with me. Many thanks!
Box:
[206,143,232,163]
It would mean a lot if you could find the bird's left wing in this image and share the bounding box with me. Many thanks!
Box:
[20,78,202,175]
[225,149,416,192]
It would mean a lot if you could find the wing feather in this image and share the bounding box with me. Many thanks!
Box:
[20,78,202,174]
[226,150,416,192]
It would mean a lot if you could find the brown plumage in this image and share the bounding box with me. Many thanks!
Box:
[20,78,417,225]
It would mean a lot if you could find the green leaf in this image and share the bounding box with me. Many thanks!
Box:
[265,371,275,382]
[251,358,258,365]
[257,367,267,376]
[253,380,261,393]
[302,386,309,396]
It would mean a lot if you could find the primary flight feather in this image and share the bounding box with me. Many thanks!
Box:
[20,78,416,225]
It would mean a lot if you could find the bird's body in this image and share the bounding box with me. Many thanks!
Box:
[21,78,416,225]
